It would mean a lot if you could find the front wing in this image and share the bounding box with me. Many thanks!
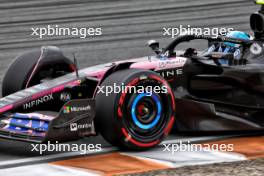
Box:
[0,99,96,143]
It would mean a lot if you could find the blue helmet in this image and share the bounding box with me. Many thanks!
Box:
[224,31,251,47]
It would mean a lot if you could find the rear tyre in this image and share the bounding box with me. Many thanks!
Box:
[95,69,176,150]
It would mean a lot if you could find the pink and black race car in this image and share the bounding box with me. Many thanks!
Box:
[0,33,263,150]
[0,3,264,150]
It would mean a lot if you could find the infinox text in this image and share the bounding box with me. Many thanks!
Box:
[23,94,54,109]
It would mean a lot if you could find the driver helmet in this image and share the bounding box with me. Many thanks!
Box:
[221,31,251,53]
[206,31,251,65]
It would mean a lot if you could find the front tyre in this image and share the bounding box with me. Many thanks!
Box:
[95,69,175,150]
[2,46,75,96]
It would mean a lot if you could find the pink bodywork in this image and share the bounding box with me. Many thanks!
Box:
[0,56,187,114]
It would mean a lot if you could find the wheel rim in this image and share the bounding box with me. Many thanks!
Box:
[131,93,162,130]
[120,78,171,143]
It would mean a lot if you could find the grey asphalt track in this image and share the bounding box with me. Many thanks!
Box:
[0,0,260,167]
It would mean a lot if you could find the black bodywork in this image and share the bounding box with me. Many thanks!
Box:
[148,34,264,132]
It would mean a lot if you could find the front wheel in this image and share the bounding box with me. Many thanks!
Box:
[95,69,176,150]
[2,46,75,96]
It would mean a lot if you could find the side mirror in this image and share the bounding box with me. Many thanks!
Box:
[147,40,161,55]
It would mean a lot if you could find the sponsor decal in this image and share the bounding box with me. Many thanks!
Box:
[63,105,91,114]
[157,58,186,69]
[60,92,71,101]
[159,68,183,78]
[63,106,71,113]
[23,94,54,109]
[70,123,78,131]
[70,122,93,132]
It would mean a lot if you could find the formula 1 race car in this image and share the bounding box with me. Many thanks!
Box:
[0,45,178,150]
[0,3,263,151]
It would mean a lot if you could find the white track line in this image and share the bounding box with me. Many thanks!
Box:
[0,135,236,169]
[0,147,117,169]
[1,164,101,176]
